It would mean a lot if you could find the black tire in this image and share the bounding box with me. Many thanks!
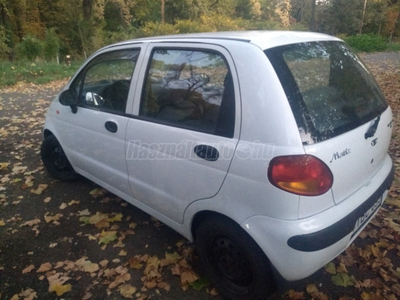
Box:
[195,216,276,300]
[40,135,79,181]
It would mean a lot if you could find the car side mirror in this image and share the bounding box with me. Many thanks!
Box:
[59,89,78,113]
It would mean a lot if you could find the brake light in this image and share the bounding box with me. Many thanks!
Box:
[268,155,333,196]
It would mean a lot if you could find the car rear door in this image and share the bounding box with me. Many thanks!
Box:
[125,43,240,223]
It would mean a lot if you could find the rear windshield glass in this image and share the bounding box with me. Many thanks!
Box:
[265,41,387,144]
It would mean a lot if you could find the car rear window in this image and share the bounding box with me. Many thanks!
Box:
[265,41,387,144]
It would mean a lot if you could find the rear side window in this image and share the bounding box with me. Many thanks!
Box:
[140,49,235,138]
[265,42,387,144]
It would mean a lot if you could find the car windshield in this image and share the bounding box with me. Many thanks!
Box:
[265,41,387,144]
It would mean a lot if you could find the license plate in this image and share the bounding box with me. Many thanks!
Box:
[352,195,382,236]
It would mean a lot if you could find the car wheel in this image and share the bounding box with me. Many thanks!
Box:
[195,216,276,300]
[41,135,79,181]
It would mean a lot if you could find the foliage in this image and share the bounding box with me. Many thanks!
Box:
[44,28,60,62]
[344,34,387,52]
[0,0,399,62]
[15,34,43,60]
[0,26,10,60]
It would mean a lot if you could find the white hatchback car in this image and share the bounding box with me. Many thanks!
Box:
[41,31,394,299]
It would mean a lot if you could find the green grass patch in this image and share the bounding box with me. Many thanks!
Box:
[344,34,387,53]
[386,42,400,52]
[0,61,82,88]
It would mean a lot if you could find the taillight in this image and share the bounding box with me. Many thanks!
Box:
[268,155,333,196]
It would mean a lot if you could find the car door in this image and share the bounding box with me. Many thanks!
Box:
[55,48,143,197]
[125,43,240,223]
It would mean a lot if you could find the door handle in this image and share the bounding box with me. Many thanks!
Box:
[194,145,219,161]
[105,121,118,133]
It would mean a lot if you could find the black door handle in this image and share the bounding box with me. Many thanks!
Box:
[194,145,219,161]
[105,121,118,133]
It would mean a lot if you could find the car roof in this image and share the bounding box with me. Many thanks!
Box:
[109,30,341,51]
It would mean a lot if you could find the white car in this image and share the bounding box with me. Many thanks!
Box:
[41,31,394,299]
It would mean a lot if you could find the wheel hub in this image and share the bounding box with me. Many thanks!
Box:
[53,148,68,169]
[211,236,253,287]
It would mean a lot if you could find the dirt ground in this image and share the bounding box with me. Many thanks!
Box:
[0,52,400,300]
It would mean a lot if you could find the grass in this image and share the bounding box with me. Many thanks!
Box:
[0,60,82,88]
[386,42,400,52]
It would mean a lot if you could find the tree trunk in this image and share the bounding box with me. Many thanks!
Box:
[310,0,316,31]
[161,0,165,23]
[359,0,367,35]
[83,0,92,19]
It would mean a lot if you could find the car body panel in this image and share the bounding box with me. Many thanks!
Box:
[42,31,394,283]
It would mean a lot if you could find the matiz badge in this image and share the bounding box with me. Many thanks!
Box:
[330,148,351,163]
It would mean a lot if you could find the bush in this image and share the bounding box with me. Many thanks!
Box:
[344,34,387,53]
[44,28,60,62]
[15,35,44,61]
[0,26,10,60]
[134,22,177,38]
[174,19,213,34]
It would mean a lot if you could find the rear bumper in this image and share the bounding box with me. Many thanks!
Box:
[241,155,393,281]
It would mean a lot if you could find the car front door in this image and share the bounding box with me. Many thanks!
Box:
[125,44,240,223]
[55,48,143,198]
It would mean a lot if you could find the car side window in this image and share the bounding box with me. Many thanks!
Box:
[72,50,139,114]
[140,49,235,137]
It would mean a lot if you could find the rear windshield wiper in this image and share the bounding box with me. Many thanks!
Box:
[364,115,380,139]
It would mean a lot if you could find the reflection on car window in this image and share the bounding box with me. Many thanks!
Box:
[140,49,235,138]
[266,42,387,144]
[73,50,139,114]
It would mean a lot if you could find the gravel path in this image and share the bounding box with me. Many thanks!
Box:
[360,51,400,70]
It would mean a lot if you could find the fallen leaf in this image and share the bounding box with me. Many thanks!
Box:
[68,200,79,206]
[180,270,199,284]
[44,213,62,224]
[306,284,319,294]
[49,283,72,296]
[160,252,181,267]
[31,184,48,195]
[20,219,40,227]
[22,264,35,274]
[128,256,143,270]
[109,273,131,289]
[19,288,37,300]
[36,262,52,273]
[190,276,210,291]
[325,262,336,274]
[156,281,170,291]
[0,162,9,171]
[286,290,305,300]
[0,220,5,226]
[119,284,137,298]
[331,272,356,287]
[98,231,117,245]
